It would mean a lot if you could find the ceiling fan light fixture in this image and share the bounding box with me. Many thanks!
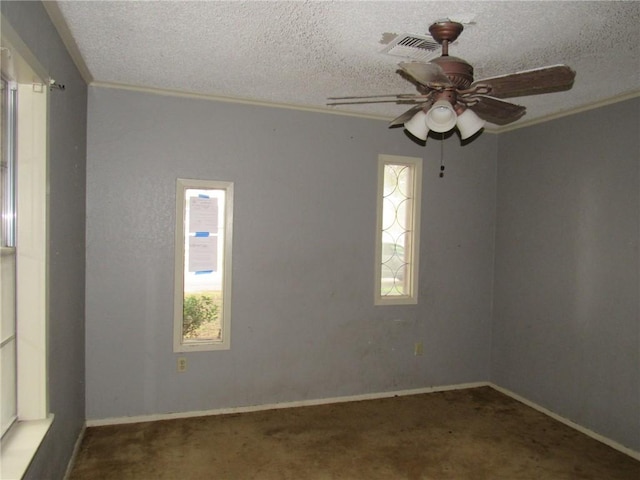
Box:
[456,108,486,139]
[404,110,430,140]
[329,20,577,145]
[425,100,457,133]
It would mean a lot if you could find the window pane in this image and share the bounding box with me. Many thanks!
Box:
[183,188,225,343]
[381,164,413,296]
[0,339,16,435]
[376,155,421,305]
[0,252,15,345]
[0,76,17,436]
[1,78,16,248]
[175,179,233,352]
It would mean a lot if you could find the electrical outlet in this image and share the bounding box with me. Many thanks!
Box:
[414,342,424,356]
[177,357,187,372]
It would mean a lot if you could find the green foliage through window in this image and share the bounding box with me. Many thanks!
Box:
[182,294,219,338]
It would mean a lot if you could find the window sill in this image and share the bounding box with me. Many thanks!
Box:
[1,415,53,480]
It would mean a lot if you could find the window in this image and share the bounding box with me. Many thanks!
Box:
[1,75,17,438]
[0,23,52,480]
[174,178,233,352]
[375,155,422,305]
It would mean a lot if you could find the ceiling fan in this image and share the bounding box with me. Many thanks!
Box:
[328,19,576,141]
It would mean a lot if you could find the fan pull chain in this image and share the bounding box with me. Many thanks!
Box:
[439,133,445,178]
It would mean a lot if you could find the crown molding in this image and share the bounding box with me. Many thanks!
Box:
[90,81,391,122]
[90,81,640,134]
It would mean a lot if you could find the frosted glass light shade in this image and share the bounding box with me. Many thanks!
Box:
[456,108,486,139]
[404,110,429,140]
[425,100,457,133]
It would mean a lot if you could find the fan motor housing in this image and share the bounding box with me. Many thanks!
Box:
[432,55,474,89]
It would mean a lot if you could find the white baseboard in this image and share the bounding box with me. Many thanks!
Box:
[86,381,488,427]
[489,383,640,461]
[63,422,86,480]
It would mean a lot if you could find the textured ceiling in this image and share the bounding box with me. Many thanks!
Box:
[49,1,640,129]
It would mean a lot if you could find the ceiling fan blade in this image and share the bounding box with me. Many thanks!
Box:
[327,93,430,106]
[389,102,433,127]
[327,93,425,101]
[327,99,425,106]
[471,65,575,99]
[467,96,526,125]
[398,61,451,86]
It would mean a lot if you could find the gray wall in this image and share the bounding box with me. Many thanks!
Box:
[6,0,638,465]
[492,98,640,451]
[85,86,497,420]
[1,2,87,479]
[4,1,638,473]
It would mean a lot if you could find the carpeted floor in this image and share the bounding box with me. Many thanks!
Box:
[69,387,639,479]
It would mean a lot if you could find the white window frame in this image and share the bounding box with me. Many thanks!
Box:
[174,178,233,352]
[374,154,422,305]
[1,17,52,480]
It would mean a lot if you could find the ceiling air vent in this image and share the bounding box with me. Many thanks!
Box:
[380,33,440,62]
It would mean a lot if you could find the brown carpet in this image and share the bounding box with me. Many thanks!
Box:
[69,387,639,479]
